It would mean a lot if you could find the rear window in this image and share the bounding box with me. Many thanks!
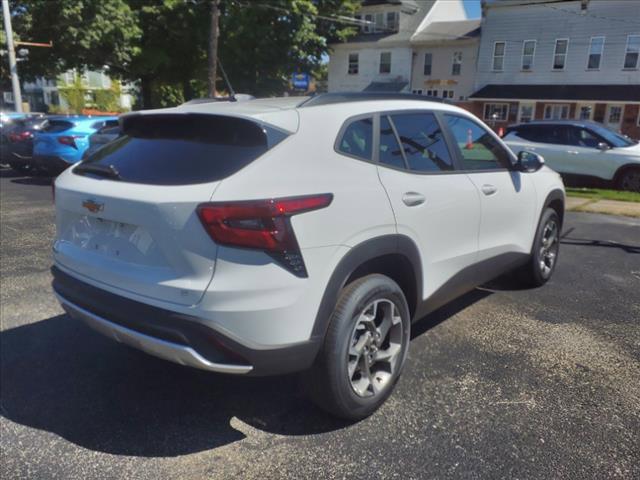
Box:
[44,120,74,133]
[338,117,373,160]
[77,114,288,185]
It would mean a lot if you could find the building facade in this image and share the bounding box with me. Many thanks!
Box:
[470,0,640,138]
[2,69,134,113]
[328,0,477,100]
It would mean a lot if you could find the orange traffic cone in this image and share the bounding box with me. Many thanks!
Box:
[465,129,473,149]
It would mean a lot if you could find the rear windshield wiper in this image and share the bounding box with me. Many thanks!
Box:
[74,163,121,180]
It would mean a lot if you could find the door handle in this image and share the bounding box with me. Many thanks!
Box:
[402,192,426,207]
[481,184,498,196]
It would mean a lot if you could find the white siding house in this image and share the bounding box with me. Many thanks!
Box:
[328,0,473,97]
[410,19,481,101]
[470,0,640,138]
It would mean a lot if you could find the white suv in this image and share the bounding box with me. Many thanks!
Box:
[503,120,640,192]
[52,93,565,419]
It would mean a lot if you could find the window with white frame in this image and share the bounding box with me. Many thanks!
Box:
[587,36,604,70]
[493,42,506,71]
[484,103,509,121]
[374,13,384,33]
[451,51,462,76]
[426,89,438,97]
[363,14,373,33]
[386,12,398,32]
[623,34,640,69]
[544,104,570,120]
[423,53,432,75]
[521,40,536,71]
[412,89,423,95]
[553,39,569,70]
[607,105,623,124]
[348,53,359,75]
[576,104,594,120]
[379,52,391,74]
[441,90,454,99]
[360,11,398,34]
[518,103,535,123]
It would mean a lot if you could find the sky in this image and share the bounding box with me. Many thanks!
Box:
[463,0,482,19]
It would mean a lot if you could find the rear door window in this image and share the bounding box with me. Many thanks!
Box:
[338,117,373,160]
[78,114,288,185]
[379,116,405,169]
[389,112,453,172]
[444,114,512,170]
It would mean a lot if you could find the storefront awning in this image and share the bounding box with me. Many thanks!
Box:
[363,81,409,93]
[470,84,640,102]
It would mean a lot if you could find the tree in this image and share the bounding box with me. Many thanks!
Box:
[1,0,141,81]
[218,0,360,96]
[2,0,361,108]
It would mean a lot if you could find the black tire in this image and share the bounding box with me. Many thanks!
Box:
[10,164,32,175]
[305,274,411,420]
[518,208,561,287]
[616,167,640,193]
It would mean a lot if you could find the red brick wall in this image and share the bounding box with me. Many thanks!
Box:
[622,104,640,140]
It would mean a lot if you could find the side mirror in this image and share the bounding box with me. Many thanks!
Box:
[597,142,611,151]
[516,150,545,172]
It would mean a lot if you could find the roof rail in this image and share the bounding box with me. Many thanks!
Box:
[298,92,451,108]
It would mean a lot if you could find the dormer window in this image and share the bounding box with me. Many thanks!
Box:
[358,10,399,34]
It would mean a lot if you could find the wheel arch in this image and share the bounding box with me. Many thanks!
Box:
[613,163,640,188]
[311,235,423,339]
[543,188,565,229]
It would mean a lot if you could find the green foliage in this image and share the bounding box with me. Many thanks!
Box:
[95,80,122,112]
[58,73,86,113]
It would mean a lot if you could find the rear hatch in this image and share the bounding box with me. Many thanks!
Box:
[53,113,288,306]
[34,119,84,159]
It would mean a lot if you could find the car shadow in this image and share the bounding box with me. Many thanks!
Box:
[560,237,640,254]
[0,313,353,457]
[10,176,53,186]
[0,168,25,178]
[1,289,492,457]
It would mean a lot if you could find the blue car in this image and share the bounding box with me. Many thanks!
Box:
[32,115,119,175]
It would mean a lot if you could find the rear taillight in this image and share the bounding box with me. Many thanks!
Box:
[9,131,33,142]
[197,194,333,277]
[58,135,81,148]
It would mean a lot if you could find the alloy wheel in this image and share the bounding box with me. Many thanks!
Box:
[620,170,640,193]
[539,218,559,278]
[347,299,404,398]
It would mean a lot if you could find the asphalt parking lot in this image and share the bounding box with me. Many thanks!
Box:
[1,169,639,480]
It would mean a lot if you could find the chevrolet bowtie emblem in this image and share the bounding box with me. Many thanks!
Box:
[82,199,104,213]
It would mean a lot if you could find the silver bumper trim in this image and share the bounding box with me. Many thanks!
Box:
[55,292,253,374]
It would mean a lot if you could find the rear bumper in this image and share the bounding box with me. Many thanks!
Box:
[51,266,321,376]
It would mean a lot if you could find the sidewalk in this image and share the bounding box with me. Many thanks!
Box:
[566,196,640,218]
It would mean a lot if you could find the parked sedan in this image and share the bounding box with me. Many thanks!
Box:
[31,116,118,175]
[1,115,48,173]
[503,120,640,192]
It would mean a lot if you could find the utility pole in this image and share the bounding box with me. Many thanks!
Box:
[2,0,23,112]
[208,0,220,97]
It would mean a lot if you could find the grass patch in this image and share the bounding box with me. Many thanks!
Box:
[565,188,640,203]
